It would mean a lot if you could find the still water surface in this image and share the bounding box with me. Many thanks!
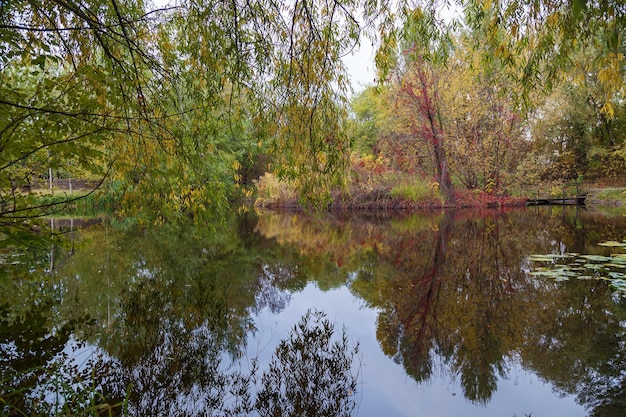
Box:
[2,207,626,416]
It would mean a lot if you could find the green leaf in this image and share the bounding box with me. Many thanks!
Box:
[583,263,607,270]
[527,254,572,262]
[580,254,612,262]
[597,241,626,247]
[609,279,626,294]
[529,267,577,279]
[571,0,587,22]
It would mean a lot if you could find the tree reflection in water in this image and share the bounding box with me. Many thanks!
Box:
[101,300,359,416]
[258,208,626,416]
[1,217,360,416]
[255,310,359,417]
[3,209,626,416]
[2,300,359,416]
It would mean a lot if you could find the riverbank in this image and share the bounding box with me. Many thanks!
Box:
[23,181,626,217]
[256,188,529,212]
[586,188,626,207]
[256,187,626,212]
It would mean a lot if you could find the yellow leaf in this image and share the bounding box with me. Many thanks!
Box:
[601,101,615,119]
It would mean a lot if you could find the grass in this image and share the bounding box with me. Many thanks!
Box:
[592,188,626,204]
[390,180,441,204]
[24,187,118,217]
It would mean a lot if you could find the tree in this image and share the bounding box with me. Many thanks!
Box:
[529,45,626,181]
[440,35,526,192]
[2,0,624,235]
[376,1,624,192]
[347,86,386,156]
[0,0,166,230]
[0,0,367,232]
[459,0,625,115]
[393,58,456,203]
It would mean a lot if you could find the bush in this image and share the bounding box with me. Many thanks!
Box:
[253,173,297,207]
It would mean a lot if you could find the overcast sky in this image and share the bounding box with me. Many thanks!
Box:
[343,42,377,94]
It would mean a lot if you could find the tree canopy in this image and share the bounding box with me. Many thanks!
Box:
[1,0,364,230]
[1,0,624,231]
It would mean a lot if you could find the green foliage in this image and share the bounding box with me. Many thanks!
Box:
[0,0,155,230]
[0,0,376,229]
[3,0,625,226]
[591,188,626,206]
[439,36,526,192]
[374,2,456,83]
[363,2,625,193]
[401,6,455,65]
[527,47,626,182]
[348,87,386,155]
[460,0,625,114]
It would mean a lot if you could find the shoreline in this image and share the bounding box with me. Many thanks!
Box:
[256,188,626,213]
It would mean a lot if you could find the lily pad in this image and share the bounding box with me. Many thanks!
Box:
[527,254,572,262]
[528,249,626,295]
[583,276,611,282]
[597,241,626,247]
[582,263,607,270]
[609,279,626,293]
[530,268,577,279]
[580,254,612,262]
[610,254,626,263]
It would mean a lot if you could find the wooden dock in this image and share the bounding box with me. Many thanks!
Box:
[526,195,587,206]
[524,182,588,206]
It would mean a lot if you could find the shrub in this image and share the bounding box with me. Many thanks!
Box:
[253,173,297,207]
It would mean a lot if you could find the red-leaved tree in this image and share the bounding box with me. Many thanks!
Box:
[395,59,456,204]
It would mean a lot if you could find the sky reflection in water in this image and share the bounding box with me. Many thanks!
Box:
[249,282,585,417]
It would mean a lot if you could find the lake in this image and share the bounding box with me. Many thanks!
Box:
[2,206,626,416]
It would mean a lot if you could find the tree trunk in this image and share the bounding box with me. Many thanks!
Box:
[428,114,455,204]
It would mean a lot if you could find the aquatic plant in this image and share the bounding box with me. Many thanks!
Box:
[528,241,626,297]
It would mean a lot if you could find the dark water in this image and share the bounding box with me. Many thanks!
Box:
[2,207,626,416]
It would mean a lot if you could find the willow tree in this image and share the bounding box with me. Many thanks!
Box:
[0,0,369,232]
[459,0,625,115]
[0,0,169,232]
